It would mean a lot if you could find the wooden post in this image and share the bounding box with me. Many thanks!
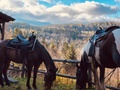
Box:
[1,22,5,40]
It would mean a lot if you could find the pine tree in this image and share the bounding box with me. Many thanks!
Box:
[61,42,69,59]
[61,42,76,60]
[61,42,77,73]
[68,44,76,60]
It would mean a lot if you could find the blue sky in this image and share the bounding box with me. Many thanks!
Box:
[0,0,120,26]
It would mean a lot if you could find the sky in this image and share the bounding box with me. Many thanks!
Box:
[0,0,120,26]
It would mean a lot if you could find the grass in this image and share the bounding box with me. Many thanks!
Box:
[1,75,95,90]
[1,76,44,90]
[1,75,76,90]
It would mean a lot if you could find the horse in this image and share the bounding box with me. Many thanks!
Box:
[76,53,90,90]
[76,26,120,90]
[76,51,94,90]
[0,36,57,90]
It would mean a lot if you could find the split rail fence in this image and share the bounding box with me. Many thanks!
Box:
[8,59,120,90]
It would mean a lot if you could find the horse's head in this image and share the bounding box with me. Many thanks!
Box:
[76,51,90,90]
[44,68,57,90]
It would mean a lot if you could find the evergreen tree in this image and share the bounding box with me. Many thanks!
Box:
[61,42,76,60]
[67,44,76,60]
[61,42,77,73]
[61,42,69,59]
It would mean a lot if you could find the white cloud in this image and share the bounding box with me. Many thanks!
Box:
[40,0,53,3]
[71,1,118,16]
[0,0,119,25]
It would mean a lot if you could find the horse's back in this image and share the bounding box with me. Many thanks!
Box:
[81,28,120,68]
[100,28,120,67]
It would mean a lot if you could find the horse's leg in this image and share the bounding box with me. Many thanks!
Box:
[32,64,40,89]
[100,67,105,90]
[93,67,103,90]
[76,80,81,90]
[91,61,103,90]
[3,60,10,86]
[82,83,86,90]
[26,65,32,90]
[0,63,4,87]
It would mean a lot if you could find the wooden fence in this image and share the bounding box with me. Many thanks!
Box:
[8,59,120,90]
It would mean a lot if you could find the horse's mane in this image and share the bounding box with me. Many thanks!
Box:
[36,40,56,69]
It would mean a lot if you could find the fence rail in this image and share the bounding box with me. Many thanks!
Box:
[53,59,80,63]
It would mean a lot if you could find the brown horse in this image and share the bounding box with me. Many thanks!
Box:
[0,38,57,90]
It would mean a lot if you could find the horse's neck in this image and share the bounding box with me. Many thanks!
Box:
[43,58,56,72]
[41,51,55,71]
[37,41,56,72]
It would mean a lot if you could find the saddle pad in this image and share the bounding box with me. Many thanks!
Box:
[6,39,37,52]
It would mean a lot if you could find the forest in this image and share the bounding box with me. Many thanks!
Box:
[6,21,120,60]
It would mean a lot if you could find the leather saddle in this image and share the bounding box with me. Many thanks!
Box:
[6,34,36,51]
[88,26,120,56]
[10,34,30,46]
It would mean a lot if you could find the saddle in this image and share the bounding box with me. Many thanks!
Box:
[88,26,120,56]
[7,34,36,50]
[6,34,36,64]
[10,34,30,46]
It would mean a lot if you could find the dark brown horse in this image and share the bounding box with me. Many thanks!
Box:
[0,38,57,90]
[76,52,89,90]
[76,26,120,90]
